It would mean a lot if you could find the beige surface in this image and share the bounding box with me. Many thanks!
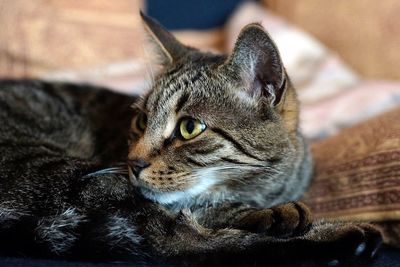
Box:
[0,0,144,77]
[265,0,400,80]
[0,0,224,79]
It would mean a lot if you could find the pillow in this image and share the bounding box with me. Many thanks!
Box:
[303,108,400,245]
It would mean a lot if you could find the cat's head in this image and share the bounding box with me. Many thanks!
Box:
[127,13,301,207]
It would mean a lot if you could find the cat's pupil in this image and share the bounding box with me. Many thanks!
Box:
[186,120,195,134]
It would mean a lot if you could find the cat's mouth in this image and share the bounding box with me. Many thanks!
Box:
[127,166,177,195]
[127,165,170,193]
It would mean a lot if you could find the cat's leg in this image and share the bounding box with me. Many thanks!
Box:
[170,212,382,266]
[141,208,382,266]
[196,202,381,263]
[196,201,312,237]
[77,204,379,266]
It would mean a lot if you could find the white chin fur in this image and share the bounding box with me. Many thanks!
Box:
[140,168,217,206]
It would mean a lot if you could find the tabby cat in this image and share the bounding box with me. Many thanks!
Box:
[0,13,381,266]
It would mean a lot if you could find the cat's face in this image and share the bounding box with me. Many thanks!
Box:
[127,14,299,206]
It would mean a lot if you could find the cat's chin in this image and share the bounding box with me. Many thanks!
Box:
[138,187,192,205]
[137,175,219,208]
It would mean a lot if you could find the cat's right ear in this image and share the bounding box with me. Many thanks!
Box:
[140,11,189,66]
[222,23,287,108]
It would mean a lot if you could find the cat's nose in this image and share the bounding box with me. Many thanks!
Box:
[128,158,150,177]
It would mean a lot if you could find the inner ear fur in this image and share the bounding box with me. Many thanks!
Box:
[223,23,287,107]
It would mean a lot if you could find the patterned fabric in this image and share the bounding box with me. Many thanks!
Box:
[304,108,400,222]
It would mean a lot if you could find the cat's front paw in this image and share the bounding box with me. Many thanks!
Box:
[305,222,382,266]
[236,202,312,237]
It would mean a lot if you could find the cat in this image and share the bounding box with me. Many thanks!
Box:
[0,12,382,266]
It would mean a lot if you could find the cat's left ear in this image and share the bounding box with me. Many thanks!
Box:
[223,23,286,107]
[140,11,190,65]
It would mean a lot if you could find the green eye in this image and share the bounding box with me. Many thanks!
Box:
[136,113,147,131]
[179,119,206,140]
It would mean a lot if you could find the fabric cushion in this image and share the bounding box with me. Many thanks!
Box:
[303,108,400,246]
[304,108,400,221]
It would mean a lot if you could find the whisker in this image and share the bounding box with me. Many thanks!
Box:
[83,166,128,177]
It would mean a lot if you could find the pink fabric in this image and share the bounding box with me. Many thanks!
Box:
[302,81,400,139]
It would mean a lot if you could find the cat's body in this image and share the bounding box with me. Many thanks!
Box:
[0,14,382,266]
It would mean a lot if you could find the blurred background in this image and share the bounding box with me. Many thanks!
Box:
[0,0,399,140]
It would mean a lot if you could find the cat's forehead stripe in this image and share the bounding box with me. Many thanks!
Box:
[175,92,189,113]
[147,67,204,112]
[147,81,181,112]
